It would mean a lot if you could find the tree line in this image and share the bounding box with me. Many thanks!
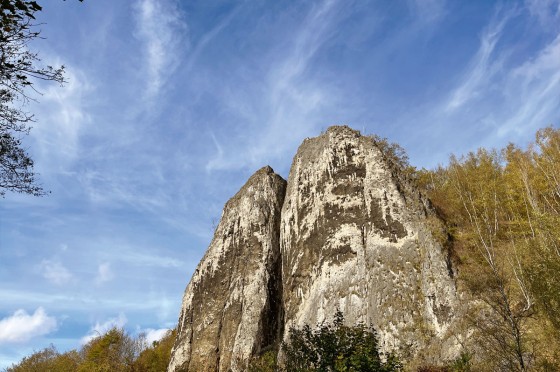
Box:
[5,328,176,372]
[6,315,404,372]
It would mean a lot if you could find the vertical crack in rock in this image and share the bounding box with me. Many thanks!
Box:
[168,166,286,372]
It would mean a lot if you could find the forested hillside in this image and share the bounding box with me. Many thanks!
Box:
[416,127,560,371]
[5,329,176,372]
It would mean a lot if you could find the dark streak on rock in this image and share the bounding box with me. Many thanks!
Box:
[369,196,407,242]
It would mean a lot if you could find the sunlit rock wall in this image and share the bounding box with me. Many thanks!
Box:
[167,166,286,372]
[280,126,459,361]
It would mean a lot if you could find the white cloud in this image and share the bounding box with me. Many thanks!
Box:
[80,313,127,345]
[143,328,170,345]
[443,4,560,139]
[40,260,73,285]
[95,262,114,285]
[0,308,57,344]
[133,0,187,98]
[92,240,184,268]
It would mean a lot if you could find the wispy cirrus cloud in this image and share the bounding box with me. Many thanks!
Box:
[206,0,347,172]
[31,65,91,167]
[525,0,560,30]
[0,308,57,344]
[184,5,240,73]
[445,6,516,112]
[92,238,185,268]
[441,2,560,140]
[398,2,559,167]
[498,33,560,136]
[0,289,180,314]
[133,0,187,98]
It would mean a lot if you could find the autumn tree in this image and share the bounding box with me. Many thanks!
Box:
[450,150,532,371]
[503,128,560,367]
[518,128,560,332]
[133,329,177,372]
[78,327,142,372]
[5,345,80,372]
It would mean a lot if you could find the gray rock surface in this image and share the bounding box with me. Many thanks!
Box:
[168,126,461,371]
[280,126,459,362]
[167,166,286,372]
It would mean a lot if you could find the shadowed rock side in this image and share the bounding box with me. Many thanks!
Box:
[167,166,286,372]
[280,126,460,363]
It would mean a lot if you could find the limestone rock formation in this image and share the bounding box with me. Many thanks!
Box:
[167,166,286,372]
[168,126,461,371]
[280,126,459,362]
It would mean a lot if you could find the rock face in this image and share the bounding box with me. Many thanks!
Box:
[280,126,458,361]
[168,126,460,371]
[168,166,286,372]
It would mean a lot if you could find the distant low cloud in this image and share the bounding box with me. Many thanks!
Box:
[80,313,127,345]
[143,328,170,345]
[40,260,73,285]
[0,308,57,344]
[95,262,114,285]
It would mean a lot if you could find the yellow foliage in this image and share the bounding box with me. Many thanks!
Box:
[420,126,560,370]
[6,327,177,372]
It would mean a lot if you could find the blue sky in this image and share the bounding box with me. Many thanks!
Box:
[0,0,559,367]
